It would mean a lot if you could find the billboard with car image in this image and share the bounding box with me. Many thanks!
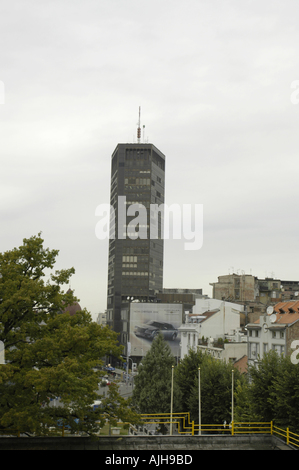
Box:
[129,303,183,357]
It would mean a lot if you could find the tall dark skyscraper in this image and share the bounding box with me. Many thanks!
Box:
[106,141,166,343]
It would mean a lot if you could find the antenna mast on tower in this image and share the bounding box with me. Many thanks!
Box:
[137,106,141,143]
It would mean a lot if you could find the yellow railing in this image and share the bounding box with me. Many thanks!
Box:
[140,412,193,435]
[140,414,299,447]
[233,421,272,435]
[272,425,299,448]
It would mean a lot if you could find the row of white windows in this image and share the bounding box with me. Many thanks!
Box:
[249,330,285,338]
[122,260,154,268]
[249,343,285,357]
[124,178,151,185]
[123,256,138,263]
[122,272,149,276]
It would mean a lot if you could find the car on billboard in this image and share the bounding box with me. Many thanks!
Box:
[134,320,178,341]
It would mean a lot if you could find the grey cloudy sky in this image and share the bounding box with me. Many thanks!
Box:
[1,0,299,319]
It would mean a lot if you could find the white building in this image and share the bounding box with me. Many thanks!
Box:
[97,311,107,326]
[198,341,247,364]
[246,301,299,367]
[179,299,245,360]
[191,298,243,340]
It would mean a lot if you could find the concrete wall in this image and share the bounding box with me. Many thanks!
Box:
[198,342,247,363]
[212,274,257,302]
[0,434,290,450]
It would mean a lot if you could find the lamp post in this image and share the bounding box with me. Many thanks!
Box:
[170,365,174,435]
[126,357,134,389]
[0,341,4,365]
[231,369,234,424]
[198,367,201,436]
[126,341,131,385]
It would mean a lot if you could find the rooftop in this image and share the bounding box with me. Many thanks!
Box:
[233,355,248,374]
[253,301,299,326]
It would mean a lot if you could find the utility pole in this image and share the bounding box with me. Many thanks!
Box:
[198,368,201,436]
[170,365,174,435]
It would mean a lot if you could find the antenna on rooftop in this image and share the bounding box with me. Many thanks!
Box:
[137,106,141,143]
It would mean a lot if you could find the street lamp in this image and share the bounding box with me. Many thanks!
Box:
[170,365,174,436]
[231,369,234,424]
[0,341,4,365]
[126,357,134,387]
[126,341,131,385]
[198,367,201,436]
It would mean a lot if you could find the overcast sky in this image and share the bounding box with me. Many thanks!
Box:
[1,0,299,320]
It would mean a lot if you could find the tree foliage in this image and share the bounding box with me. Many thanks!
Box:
[268,355,299,432]
[174,349,205,411]
[177,349,299,432]
[132,333,181,416]
[132,336,299,433]
[245,350,283,423]
[235,351,299,432]
[0,234,139,436]
[186,354,244,425]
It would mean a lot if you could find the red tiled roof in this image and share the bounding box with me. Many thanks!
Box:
[255,301,299,325]
[188,310,219,323]
[274,301,299,313]
[234,355,248,374]
[273,301,299,324]
[197,310,219,322]
[63,302,82,316]
[62,289,82,316]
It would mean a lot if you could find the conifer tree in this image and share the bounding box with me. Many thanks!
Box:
[132,332,181,431]
[175,348,205,411]
[247,350,283,423]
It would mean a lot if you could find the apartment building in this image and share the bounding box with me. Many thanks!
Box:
[247,301,299,367]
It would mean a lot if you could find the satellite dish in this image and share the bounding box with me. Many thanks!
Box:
[267,306,274,315]
[270,314,277,324]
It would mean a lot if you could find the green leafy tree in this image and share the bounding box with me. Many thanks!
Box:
[188,355,244,425]
[246,350,283,423]
[269,355,299,432]
[234,378,252,423]
[132,333,181,433]
[234,351,299,431]
[175,348,205,411]
[0,234,139,436]
[100,382,141,432]
[244,352,299,431]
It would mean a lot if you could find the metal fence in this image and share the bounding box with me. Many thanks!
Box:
[140,413,299,448]
[272,424,299,448]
